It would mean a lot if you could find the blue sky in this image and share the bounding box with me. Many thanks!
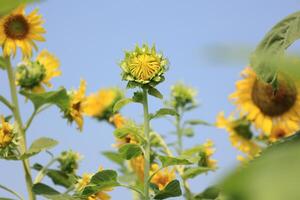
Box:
[0,0,299,199]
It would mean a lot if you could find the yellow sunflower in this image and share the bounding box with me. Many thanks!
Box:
[0,116,14,148]
[0,6,45,58]
[150,163,176,190]
[66,80,86,131]
[201,139,217,168]
[16,49,61,93]
[216,112,261,158]
[84,88,123,120]
[230,67,300,135]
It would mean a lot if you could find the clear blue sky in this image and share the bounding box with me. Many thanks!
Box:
[0,0,299,199]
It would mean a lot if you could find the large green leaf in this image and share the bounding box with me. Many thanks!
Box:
[21,137,58,159]
[102,151,124,166]
[221,132,300,200]
[158,155,192,168]
[20,88,70,110]
[118,144,143,160]
[0,0,40,16]
[182,167,211,179]
[153,180,182,199]
[251,11,300,82]
[81,170,120,196]
[32,183,60,195]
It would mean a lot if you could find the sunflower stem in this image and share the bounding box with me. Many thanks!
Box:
[142,88,151,200]
[5,57,36,200]
[175,108,193,199]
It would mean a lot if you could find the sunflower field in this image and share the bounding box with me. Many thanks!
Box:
[1,1,300,200]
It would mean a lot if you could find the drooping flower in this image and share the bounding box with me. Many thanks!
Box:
[216,112,261,159]
[16,50,61,93]
[167,82,197,109]
[230,67,300,135]
[84,88,124,121]
[64,80,86,131]
[120,44,168,86]
[150,163,176,190]
[0,6,46,58]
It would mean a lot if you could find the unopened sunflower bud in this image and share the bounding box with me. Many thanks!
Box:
[58,150,82,174]
[168,82,197,109]
[0,116,19,158]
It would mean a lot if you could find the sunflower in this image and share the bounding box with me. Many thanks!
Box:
[120,44,168,86]
[150,163,175,190]
[0,116,18,158]
[199,139,217,168]
[16,50,61,93]
[83,88,123,121]
[65,80,86,131]
[216,112,261,159]
[230,67,300,136]
[0,6,45,58]
[167,82,197,109]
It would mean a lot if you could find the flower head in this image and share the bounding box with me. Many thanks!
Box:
[120,44,168,86]
[0,6,46,58]
[16,50,61,93]
[58,150,82,174]
[216,112,261,159]
[167,82,197,109]
[230,67,300,136]
[198,139,217,168]
[64,80,86,131]
[150,163,176,190]
[0,116,18,158]
[84,87,124,121]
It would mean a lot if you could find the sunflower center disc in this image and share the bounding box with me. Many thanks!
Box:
[251,76,297,116]
[4,15,29,39]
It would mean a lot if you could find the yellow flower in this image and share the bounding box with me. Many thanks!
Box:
[120,44,168,85]
[130,155,145,181]
[84,88,123,120]
[0,6,46,58]
[201,139,217,168]
[109,113,126,129]
[230,67,300,135]
[216,112,261,158]
[269,124,293,143]
[66,80,86,131]
[150,163,176,190]
[76,167,113,200]
[0,116,13,148]
[16,49,61,93]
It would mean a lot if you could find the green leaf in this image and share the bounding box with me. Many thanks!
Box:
[118,144,143,160]
[21,137,58,159]
[0,0,40,16]
[150,108,178,120]
[185,119,210,126]
[0,56,7,70]
[113,98,133,113]
[20,88,70,110]
[182,167,211,179]
[182,145,204,156]
[221,132,300,200]
[46,170,76,188]
[82,170,120,196]
[32,183,60,195]
[153,180,182,199]
[102,151,124,166]
[252,11,300,82]
[158,155,192,168]
[148,87,163,99]
[194,186,221,200]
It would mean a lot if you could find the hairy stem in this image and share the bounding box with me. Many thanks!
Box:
[6,57,36,200]
[142,88,151,200]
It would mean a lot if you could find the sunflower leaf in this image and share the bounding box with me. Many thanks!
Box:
[113,98,134,113]
[158,155,193,167]
[150,108,178,120]
[119,144,143,160]
[21,137,58,159]
[153,180,182,199]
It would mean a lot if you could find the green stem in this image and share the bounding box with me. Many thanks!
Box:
[24,109,38,131]
[5,57,36,200]
[0,95,14,111]
[34,157,58,183]
[142,88,151,200]
[0,183,24,200]
[175,109,193,200]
